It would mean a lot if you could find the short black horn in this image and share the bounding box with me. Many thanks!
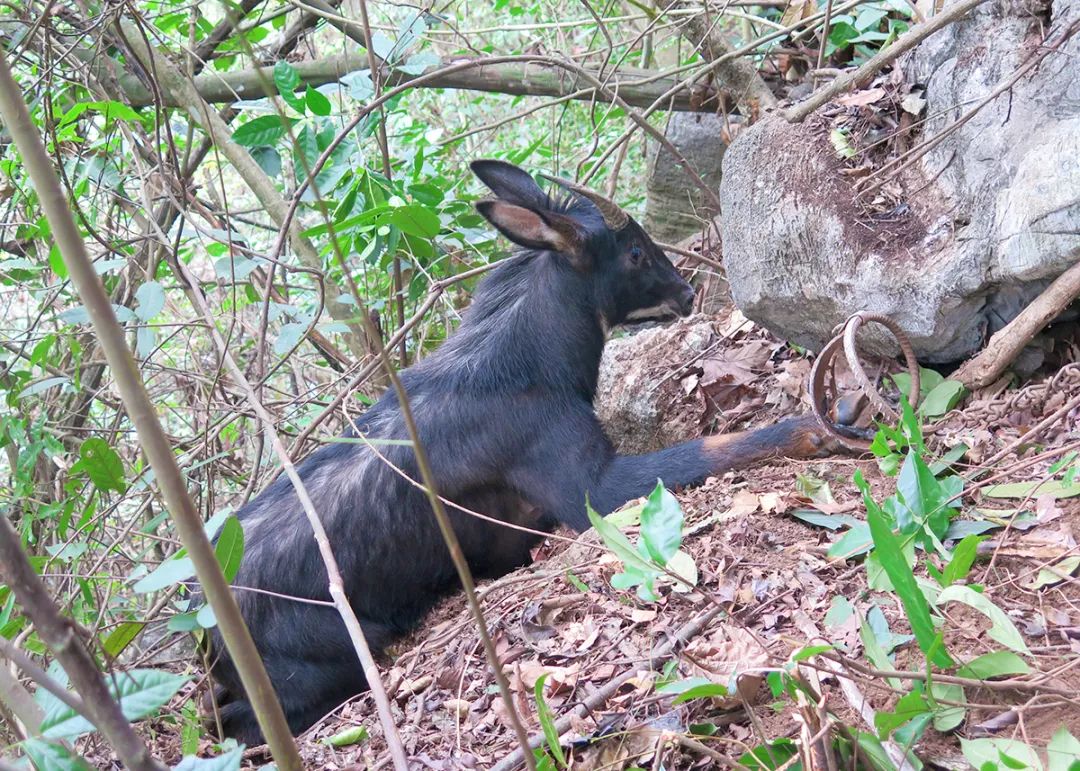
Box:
[539,173,629,231]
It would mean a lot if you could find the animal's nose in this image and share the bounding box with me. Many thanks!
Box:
[677,285,695,316]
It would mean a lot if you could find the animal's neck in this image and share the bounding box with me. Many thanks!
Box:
[443,253,607,399]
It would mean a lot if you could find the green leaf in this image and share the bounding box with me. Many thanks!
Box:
[534,675,567,767]
[41,669,189,740]
[388,204,440,238]
[656,677,729,704]
[102,621,144,658]
[930,681,965,732]
[827,522,873,559]
[21,738,95,771]
[961,738,1044,771]
[322,725,369,748]
[214,516,245,583]
[983,479,1080,499]
[1028,555,1080,589]
[937,585,1029,654]
[75,437,127,493]
[824,596,854,628]
[639,482,683,564]
[305,85,332,116]
[858,471,953,668]
[790,509,862,530]
[920,380,966,417]
[941,534,983,586]
[273,61,305,113]
[173,746,244,770]
[1047,727,1080,771]
[134,281,165,320]
[894,449,953,542]
[875,688,929,738]
[232,115,293,147]
[133,556,196,593]
[274,322,308,355]
[791,644,834,662]
[737,738,798,770]
[955,650,1030,680]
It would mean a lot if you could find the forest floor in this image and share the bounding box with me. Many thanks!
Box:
[128,313,1080,770]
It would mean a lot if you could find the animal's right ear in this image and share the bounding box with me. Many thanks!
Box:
[470,160,549,210]
[475,200,586,263]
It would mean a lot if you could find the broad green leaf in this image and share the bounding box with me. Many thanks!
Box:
[955,650,1030,680]
[587,502,653,575]
[941,534,983,587]
[75,437,126,493]
[854,731,900,771]
[858,471,952,668]
[893,711,932,747]
[790,509,862,530]
[1027,555,1080,589]
[102,621,144,658]
[305,85,332,116]
[737,738,798,770]
[937,585,1029,654]
[274,322,308,355]
[894,449,953,542]
[827,522,873,559]
[273,61,305,113]
[961,738,1043,771]
[173,746,244,770]
[133,556,195,593]
[920,380,966,417]
[875,688,928,738]
[250,146,282,177]
[389,204,440,238]
[232,115,292,147]
[929,681,965,732]
[322,725,369,747]
[664,549,697,592]
[791,644,834,662]
[196,603,217,629]
[1047,727,1080,771]
[639,482,682,564]
[657,677,729,705]
[825,596,855,628]
[534,675,566,767]
[214,516,245,583]
[983,479,1080,499]
[134,281,165,320]
[41,669,189,740]
[19,376,71,397]
[21,738,95,771]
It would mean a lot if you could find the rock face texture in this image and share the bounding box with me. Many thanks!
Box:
[645,112,729,243]
[720,0,1079,362]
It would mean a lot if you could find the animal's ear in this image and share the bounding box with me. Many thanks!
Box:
[475,200,588,266]
[470,160,548,210]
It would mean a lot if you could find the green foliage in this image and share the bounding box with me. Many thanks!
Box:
[533,674,567,768]
[588,481,695,601]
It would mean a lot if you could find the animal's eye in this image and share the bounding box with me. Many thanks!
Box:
[629,246,643,265]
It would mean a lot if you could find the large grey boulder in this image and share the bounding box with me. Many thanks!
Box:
[720,0,1080,362]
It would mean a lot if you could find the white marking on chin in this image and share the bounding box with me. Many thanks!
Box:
[625,303,678,322]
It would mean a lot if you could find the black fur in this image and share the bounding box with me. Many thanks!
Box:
[205,160,818,744]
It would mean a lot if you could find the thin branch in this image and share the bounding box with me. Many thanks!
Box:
[0,45,303,771]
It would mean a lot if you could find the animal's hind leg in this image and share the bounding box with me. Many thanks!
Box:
[212,607,399,745]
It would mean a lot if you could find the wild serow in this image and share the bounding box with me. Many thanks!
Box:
[204,160,846,744]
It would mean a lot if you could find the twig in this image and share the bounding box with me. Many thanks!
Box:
[954,257,1080,389]
[784,0,992,122]
[0,45,302,771]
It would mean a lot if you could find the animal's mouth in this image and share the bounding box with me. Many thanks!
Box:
[622,299,685,326]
